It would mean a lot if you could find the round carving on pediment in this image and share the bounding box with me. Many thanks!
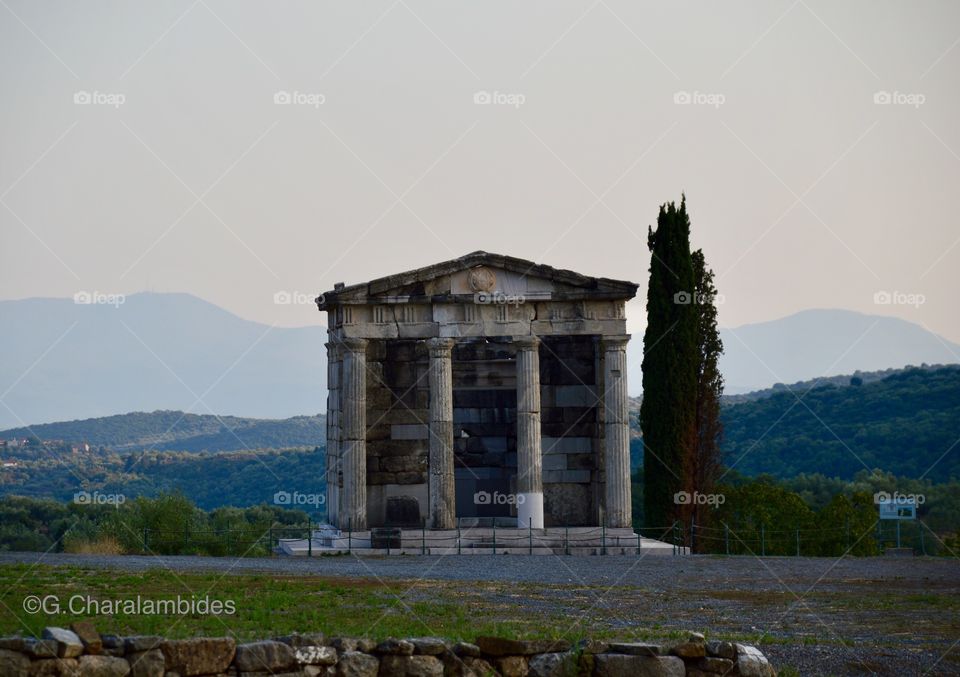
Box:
[468,266,497,292]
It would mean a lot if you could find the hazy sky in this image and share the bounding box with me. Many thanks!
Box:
[2,1,958,343]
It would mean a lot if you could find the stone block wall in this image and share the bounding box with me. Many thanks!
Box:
[0,626,778,676]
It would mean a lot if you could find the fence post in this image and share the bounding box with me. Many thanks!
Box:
[143,527,149,553]
[601,518,606,556]
[565,526,569,556]
[636,532,640,556]
[690,515,696,553]
[457,518,461,555]
[269,526,273,555]
[422,525,426,556]
[725,524,729,556]
[761,524,765,557]
[184,525,189,551]
[492,521,496,555]
[528,517,532,555]
[308,517,312,558]
[920,524,926,555]
[795,529,800,557]
[348,519,352,553]
[845,516,850,552]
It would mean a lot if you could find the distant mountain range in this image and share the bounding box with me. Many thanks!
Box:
[1,293,957,427]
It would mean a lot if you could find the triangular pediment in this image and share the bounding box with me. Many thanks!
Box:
[318,252,638,308]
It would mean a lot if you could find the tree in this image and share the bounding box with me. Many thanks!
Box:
[689,250,724,550]
[640,196,698,534]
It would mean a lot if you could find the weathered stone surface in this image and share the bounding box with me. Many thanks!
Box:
[704,640,735,660]
[159,637,235,676]
[23,639,58,658]
[378,654,444,676]
[0,637,25,651]
[668,640,706,658]
[234,640,297,672]
[527,652,579,677]
[295,646,337,666]
[334,651,378,677]
[0,648,30,677]
[77,655,129,677]
[475,637,570,656]
[128,648,165,677]
[593,654,685,677]
[494,655,528,677]
[451,642,480,658]
[41,628,84,659]
[607,642,661,656]
[408,638,447,656]
[373,638,414,656]
[461,657,496,677]
[70,621,102,655]
[357,639,377,653]
[734,644,776,677]
[574,639,609,654]
[27,657,78,676]
[329,638,359,653]
[124,636,164,653]
[695,656,736,674]
[276,632,326,649]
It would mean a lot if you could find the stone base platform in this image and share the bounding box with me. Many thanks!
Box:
[277,526,686,556]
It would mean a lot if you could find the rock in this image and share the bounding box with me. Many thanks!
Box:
[0,637,25,651]
[27,657,78,676]
[494,655,528,677]
[668,639,705,658]
[335,651,378,677]
[234,640,297,672]
[594,654,685,677]
[24,639,59,658]
[295,645,338,666]
[100,635,125,657]
[357,639,377,653]
[687,632,706,642]
[378,655,444,676]
[77,655,129,676]
[474,637,570,657]
[276,632,326,649]
[607,642,661,656]
[734,644,776,677]
[527,652,570,677]
[159,637,236,676]
[304,667,336,677]
[125,636,165,653]
[0,649,30,677]
[70,621,102,655]
[461,657,496,677]
[128,649,166,677]
[329,638,359,653]
[451,642,480,658]
[575,639,609,654]
[42,628,84,659]
[373,638,414,656]
[695,656,736,674]
[704,640,735,660]
[408,638,447,656]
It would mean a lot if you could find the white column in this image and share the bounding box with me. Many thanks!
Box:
[324,338,340,526]
[602,335,632,529]
[340,337,368,530]
[427,338,456,529]
[515,336,544,529]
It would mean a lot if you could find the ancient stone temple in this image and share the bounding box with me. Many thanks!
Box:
[317,252,638,533]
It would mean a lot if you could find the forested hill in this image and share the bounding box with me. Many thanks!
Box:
[722,365,960,480]
[0,411,325,452]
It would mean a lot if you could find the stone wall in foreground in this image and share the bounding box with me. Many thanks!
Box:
[0,623,777,676]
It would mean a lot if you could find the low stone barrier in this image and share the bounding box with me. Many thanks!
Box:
[0,623,777,676]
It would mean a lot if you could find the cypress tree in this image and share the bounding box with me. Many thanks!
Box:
[640,197,698,534]
[691,249,724,551]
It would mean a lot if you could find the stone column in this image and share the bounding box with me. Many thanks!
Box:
[340,337,368,531]
[427,338,456,529]
[602,335,632,528]
[515,335,544,529]
[324,338,340,527]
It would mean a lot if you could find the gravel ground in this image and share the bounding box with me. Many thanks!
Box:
[1,552,958,675]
